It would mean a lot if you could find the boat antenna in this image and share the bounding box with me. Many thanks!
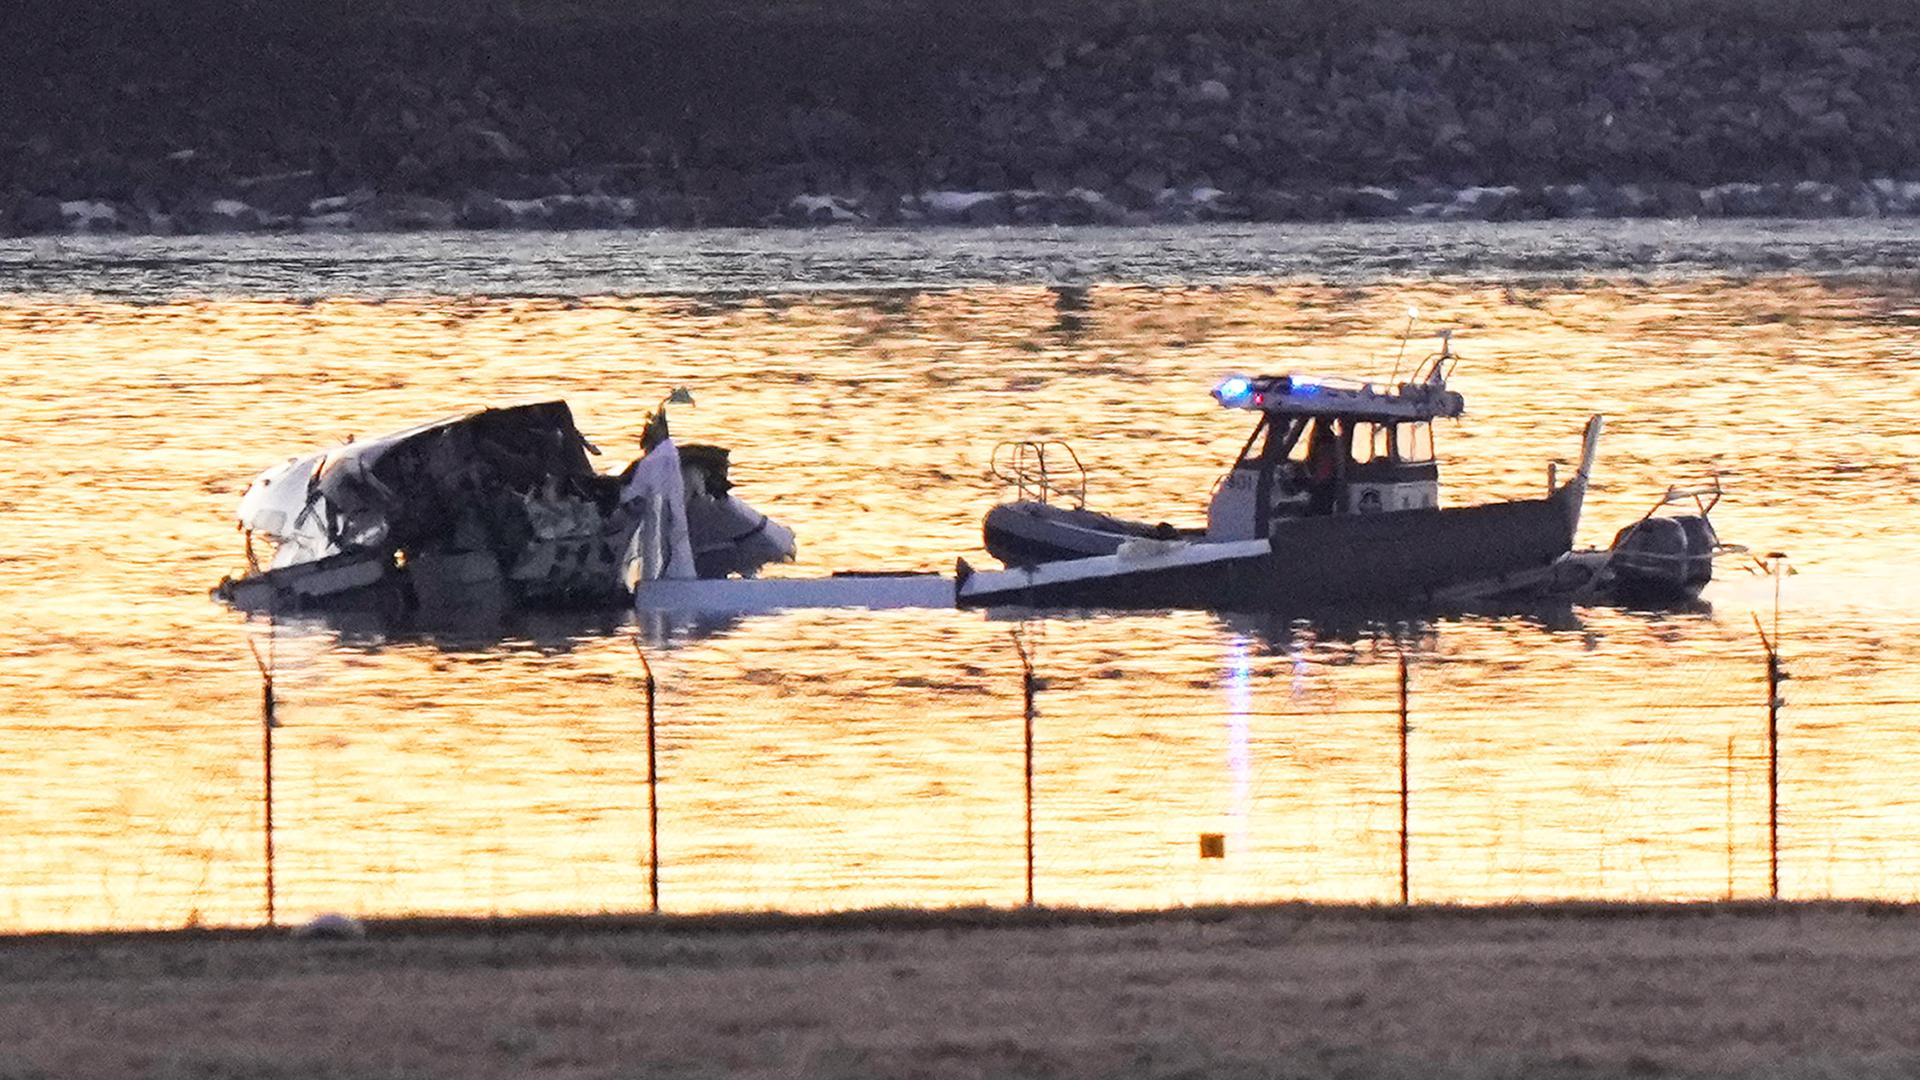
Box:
[1389,306,1419,384]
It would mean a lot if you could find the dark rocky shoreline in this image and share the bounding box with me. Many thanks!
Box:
[8,10,1920,234]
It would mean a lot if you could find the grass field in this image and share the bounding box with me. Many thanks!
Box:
[7,901,1920,1079]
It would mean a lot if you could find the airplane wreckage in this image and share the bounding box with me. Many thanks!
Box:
[215,395,796,615]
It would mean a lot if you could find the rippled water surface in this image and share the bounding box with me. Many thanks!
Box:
[3,222,1918,931]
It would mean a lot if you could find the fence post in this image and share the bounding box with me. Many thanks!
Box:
[633,638,660,915]
[1765,635,1782,902]
[1757,552,1789,902]
[1398,654,1410,907]
[1012,632,1036,908]
[247,637,277,927]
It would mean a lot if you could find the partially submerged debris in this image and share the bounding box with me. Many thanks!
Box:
[215,399,795,615]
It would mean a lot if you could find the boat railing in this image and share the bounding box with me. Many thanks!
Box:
[1619,476,1739,545]
[1658,476,1724,517]
[991,440,1087,509]
[1406,331,1458,388]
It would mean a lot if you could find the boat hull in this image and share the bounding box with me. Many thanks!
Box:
[959,486,1581,611]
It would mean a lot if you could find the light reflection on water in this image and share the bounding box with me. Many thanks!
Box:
[2,225,1919,931]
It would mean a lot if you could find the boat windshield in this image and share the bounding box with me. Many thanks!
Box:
[1395,421,1436,463]
[1353,422,1390,465]
[1281,417,1326,467]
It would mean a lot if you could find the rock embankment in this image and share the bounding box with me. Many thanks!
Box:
[7,18,1920,234]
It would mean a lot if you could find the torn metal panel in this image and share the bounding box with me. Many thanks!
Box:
[216,399,795,614]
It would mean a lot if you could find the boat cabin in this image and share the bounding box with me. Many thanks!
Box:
[1204,371,1465,541]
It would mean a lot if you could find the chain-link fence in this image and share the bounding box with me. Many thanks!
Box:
[9,606,1913,935]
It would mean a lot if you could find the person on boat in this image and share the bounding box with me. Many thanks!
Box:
[1304,420,1341,516]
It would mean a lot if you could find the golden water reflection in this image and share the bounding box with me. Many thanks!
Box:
[2,278,1918,931]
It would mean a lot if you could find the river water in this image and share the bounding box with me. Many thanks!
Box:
[3,221,1918,932]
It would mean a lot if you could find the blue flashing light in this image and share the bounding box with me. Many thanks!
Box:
[1213,375,1254,406]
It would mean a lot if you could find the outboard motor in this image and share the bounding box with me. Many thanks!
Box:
[1608,514,1717,602]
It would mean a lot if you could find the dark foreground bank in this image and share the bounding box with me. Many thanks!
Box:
[6,901,1920,1078]
[8,1,1920,234]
